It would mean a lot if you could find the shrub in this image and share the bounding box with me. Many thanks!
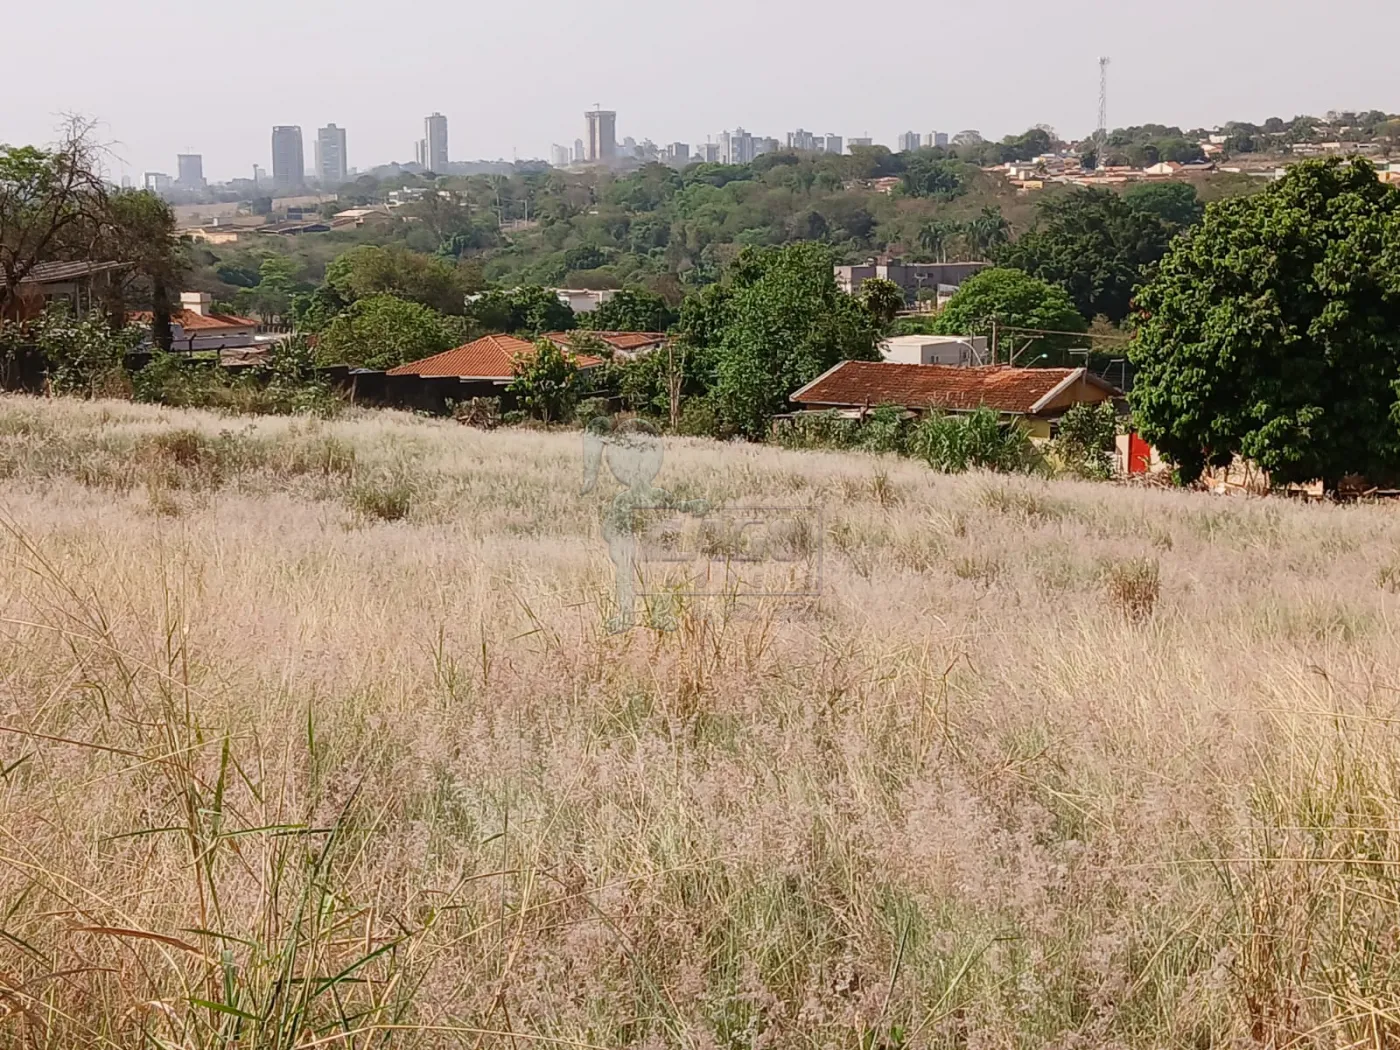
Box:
[1052,402,1119,479]
[575,397,612,428]
[909,407,1042,474]
[676,399,722,438]
[452,397,502,429]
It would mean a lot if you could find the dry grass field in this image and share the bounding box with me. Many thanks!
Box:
[4,396,1400,1049]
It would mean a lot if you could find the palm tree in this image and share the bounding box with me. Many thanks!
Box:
[917,219,960,263]
[966,207,1011,258]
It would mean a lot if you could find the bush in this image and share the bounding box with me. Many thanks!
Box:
[675,399,722,438]
[909,407,1043,474]
[1051,402,1119,479]
[2,304,142,397]
[575,397,612,428]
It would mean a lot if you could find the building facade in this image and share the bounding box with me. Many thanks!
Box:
[315,125,348,186]
[897,131,921,153]
[834,259,991,300]
[923,131,949,148]
[848,137,874,151]
[271,126,304,191]
[585,109,617,163]
[788,129,818,152]
[176,154,205,189]
[143,172,172,193]
[824,134,843,154]
[550,144,571,168]
[424,113,449,171]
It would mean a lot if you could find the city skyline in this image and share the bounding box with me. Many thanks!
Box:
[6,0,1395,183]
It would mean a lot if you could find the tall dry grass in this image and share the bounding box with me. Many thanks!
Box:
[2,395,1400,1048]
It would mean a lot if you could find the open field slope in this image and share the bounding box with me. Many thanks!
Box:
[4,398,1400,1048]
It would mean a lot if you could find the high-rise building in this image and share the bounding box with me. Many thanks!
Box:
[701,142,720,164]
[848,137,874,151]
[143,172,173,193]
[176,154,205,189]
[666,143,690,164]
[271,126,304,191]
[424,113,449,171]
[550,144,571,168]
[923,131,950,148]
[315,124,348,186]
[824,134,843,154]
[787,129,818,152]
[585,108,617,163]
[753,137,780,158]
[897,131,921,153]
[719,127,755,165]
[253,165,268,187]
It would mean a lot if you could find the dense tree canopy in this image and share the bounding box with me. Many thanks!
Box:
[1129,159,1400,486]
[1122,183,1204,231]
[933,267,1086,360]
[577,287,678,332]
[465,285,576,337]
[315,294,464,370]
[702,243,883,437]
[997,187,1177,322]
[324,244,473,315]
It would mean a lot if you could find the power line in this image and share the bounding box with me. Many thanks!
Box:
[998,324,1133,342]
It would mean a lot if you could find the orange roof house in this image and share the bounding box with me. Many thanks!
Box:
[545,330,668,357]
[387,334,604,380]
[790,361,1119,439]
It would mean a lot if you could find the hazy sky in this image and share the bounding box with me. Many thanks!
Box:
[7,0,1398,182]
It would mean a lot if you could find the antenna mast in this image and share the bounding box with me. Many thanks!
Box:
[1097,56,1111,143]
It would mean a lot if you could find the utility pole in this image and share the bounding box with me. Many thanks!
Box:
[990,318,999,366]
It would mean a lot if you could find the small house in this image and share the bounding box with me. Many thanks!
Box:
[789,361,1120,440]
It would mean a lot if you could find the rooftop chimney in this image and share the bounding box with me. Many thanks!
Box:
[180,291,212,317]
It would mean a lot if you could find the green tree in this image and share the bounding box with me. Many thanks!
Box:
[315,294,463,370]
[706,243,882,437]
[934,267,1085,360]
[917,219,961,262]
[858,277,906,327]
[508,338,582,423]
[0,125,108,315]
[997,186,1175,321]
[324,244,469,315]
[1051,401,1119,479]
[1,303,142,396]
[964,206,1011,257]
[578,287,678,332]
[1123,182,1204,231]
[466,286,576,337]
[1129,158,1400,489]
[900,156,967,200]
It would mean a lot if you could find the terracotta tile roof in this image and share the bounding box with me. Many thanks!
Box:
[791,361,1113,416]
[546,330,668,353]
[129,308,258,331]
[387,333,603,378]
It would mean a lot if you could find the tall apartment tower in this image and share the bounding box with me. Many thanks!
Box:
[424,113,449,171]
[585,109,617,163]
[824,134,843,155]
[897,131,921,152]
[271,126,305,191]
[176,154,205,189]
[315,124,348,186]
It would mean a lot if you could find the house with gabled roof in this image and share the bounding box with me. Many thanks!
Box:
[545,330,668,359]
[789,360,1120,440]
